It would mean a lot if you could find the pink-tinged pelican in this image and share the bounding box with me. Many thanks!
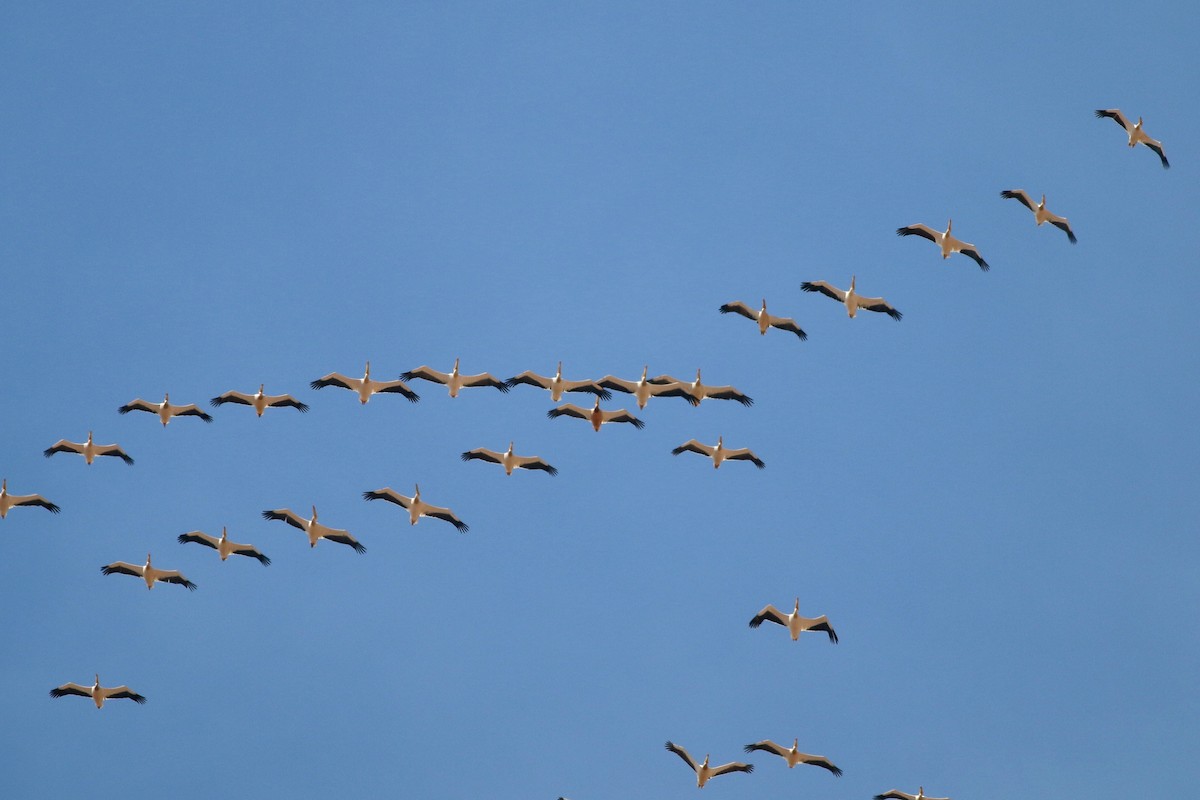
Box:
[101,553,197,590]
[598,366,700,410]
[177,527,270,565]
[0,478,60,518]
[671,436,764,469]
[310,361,419,404]
[743,739,842,775]
[43,432,133,465]
[547,396,644,431]
[749,597,837,642]
[210,384,309,415]
[876,787,950,800]
[1095,109,1169,168]
[999,190,1077,243]
[718,298,807,340]
[505,361,611,401]
[664,741,754,788]
[897,220,989,271]
[461,442,557,476]
[362,484,468,533]
[401,358,509,397]
[261,506,366,553]
[801,276,902,320]
[50,675,145,708]
[118,393,213,425]
[649,369,753,406]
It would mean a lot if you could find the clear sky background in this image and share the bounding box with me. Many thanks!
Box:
[2,2,1197,798]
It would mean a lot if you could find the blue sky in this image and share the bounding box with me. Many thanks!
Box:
[2,2,1197,798]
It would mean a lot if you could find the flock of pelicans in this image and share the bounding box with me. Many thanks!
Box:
[14,107,1170,797]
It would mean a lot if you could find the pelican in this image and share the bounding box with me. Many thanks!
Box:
[505,361,611,401]
[743,739,842,775]
[310,361,420,404]
[749,597,837,642]
[461,442,557,476]
[401,358,509,397]
[362,484,469,533]
[1000,190,1077,243]
[671,436,764,469]
[261,506,366,553]
[101,553,197,590]
[664,741,754,788]
[649,369,753,406]
[50,675,145,708]
[0,478,60,518]
[897,220,989,271]
[1095,109,1169,168]
[547,396,645,431]
[210,384,309,415]
[876,787,950,800]
[718,299,807,340]
[43,432,133,465]
[118,393,214,425]
[177,527,270,565]
[801,276,902,320]
[598,366,700,410]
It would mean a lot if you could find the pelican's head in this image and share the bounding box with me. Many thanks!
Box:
[947,218,953,232]
[311,505,318,520]
[695,368,702,382]
[87,431,94,443]
[1136,116,1143,128]
[146,552,152,565]
[850,274,857,290]
[414,483,421,498]
[761,298,767,310]
[918,787,925,799]
[94,674,100,686]
[556,361,563,377]
[164,392,170,403]
[641,365,648,379]
[593,395,601,408]
[702,754,710,767]
[792,737,799,749]
[453,357,461,373]
[1040,193,1047,208]
[1,479,6,492]
[507,441,515,453]
[259,383,265,394]
[717,435,724,448]
[794,597,800,611]
[365,360,371,377]
[220,526,228,539]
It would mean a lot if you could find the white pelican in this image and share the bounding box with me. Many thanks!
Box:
[506,362,611,401]
[50,675,145,708]
[664,741,754,788]
[671,436,764,469]
[177,527,270,565]
[897,220,989,271]
[547,396,645,431]
[801,276,902,320]
[876,787,950,800]
[718,299,808,340]
[363,484,469,533]
[401,358,509,397]
[598,366,700,410]
[649,369,753,406]
[1000,190,1077,243]
[261,506,366,553]
[43,432,133,465]
[101,553,197,590]
[749,598,837,642]
[1095,109,1169,168]
[0,478,60,518]
[461,442,557,476]
[118,393,214,425]
[310,361,419,404]
[211,384,309,415]
[743,739,842,775]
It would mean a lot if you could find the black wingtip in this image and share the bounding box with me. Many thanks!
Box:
[309,380,323,390]
[629,417,645,429]
[889,309,903,321]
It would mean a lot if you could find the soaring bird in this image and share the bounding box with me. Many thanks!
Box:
[118,393,214,425]
[598,366,700,410]
[876,787,950,800]
[461,442,557,476]
[801,277,902,320]
[50,675,146,708]
[310,361,420,404]
[210,384,309,416]
[505,361,611,401]
[401,358,509,397]
[177,527,270,565]
[1095,109,1169,168]
[44,432,133,465]
[749,597,838,642]
[664,741,754,788]
[743,739,842,776]
[363,484,469,533]
[897,220,989,271]
[101,553,197,590]
[718,299,807,340]
[261,506,366,553]
[1000,190,1077,243]
[0,478,60,518]
[547,396,645,431]
[671,436,764,469]
[649,369,753,406]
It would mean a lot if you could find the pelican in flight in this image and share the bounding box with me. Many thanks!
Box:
[101,553,197,590]
[876,787,950,800]
[50,675,145,708]
[118,393,214,425]
[598,366,700,410]
[1095,109,1169,168]
[749,598,838,642]
[461,442,557,476]
[505,361,611,401]
[44,432,133,465]
[718,299,807,340]
[0,479,60,518]
[547,396,645,431]
[649,369,753,406]
[401,358,509,397]
[671,436,764,469]
[210,384,309,415]
[801,277,902,320]
[743,739,842,776]
[897,220,989,271]
[363,484,469,533]
[177,527,270,565]
[1000,190,1077,243]
[664,741,754,788]
[261,506,366,553]
[310,361,420,404]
